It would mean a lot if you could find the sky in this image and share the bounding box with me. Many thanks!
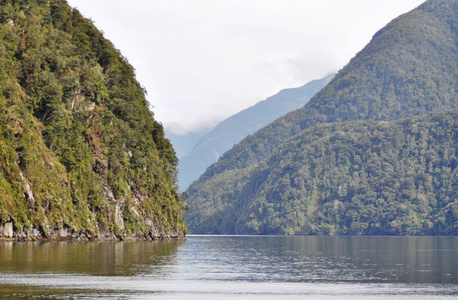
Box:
[66,0,424,135]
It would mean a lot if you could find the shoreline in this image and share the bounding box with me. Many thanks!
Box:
[0,234,186,242]
[0,225,186,242]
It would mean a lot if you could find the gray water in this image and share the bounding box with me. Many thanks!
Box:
[0,235,457,299]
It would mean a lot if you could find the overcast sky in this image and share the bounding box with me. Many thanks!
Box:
[66,0,424,135]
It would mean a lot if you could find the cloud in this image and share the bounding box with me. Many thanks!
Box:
[285,50,341,83]
[68,0,424,134]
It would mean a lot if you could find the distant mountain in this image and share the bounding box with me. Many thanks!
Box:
[186,0,458,235]
[178,74,334,190]
[166,127,211,159]
[0,0,186,240]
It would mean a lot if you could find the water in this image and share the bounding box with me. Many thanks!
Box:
[0,235,457,299]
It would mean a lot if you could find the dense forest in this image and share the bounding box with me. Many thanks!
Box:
[178,74,334,190]
[0,0,186,240]
[187,110,457,235]
[186,0,457,235]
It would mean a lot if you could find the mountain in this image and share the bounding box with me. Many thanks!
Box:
[178,74,334,190]
[185,0,458,235]
[187,110,458,235]
[0,0,186,240]
[165,127,211,160]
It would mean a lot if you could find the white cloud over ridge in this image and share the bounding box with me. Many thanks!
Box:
[67,0,424,135]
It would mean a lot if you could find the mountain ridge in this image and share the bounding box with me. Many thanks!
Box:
[195,0,457,184]
[178,74,334,190]
[185,0,458,235]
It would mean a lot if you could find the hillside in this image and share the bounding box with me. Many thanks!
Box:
[187,109,457,235]
[178,74,334,190]
[186,0,458,235]
[0,0,186,240]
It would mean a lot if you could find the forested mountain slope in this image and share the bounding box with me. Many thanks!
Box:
[0,0,186,240]
[187,109,457,235]
[186,0,457,235]
[178,74,334,190]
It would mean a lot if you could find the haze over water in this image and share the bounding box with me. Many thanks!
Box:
[0,236,457,299]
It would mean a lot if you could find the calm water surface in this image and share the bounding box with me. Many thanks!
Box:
[0,235,457,299]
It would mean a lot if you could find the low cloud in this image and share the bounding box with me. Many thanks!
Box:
[68,0,424,134]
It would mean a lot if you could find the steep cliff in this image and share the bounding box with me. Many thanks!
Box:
[0,0,186,240]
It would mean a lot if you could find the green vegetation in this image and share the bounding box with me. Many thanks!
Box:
[187,110,457,235]
[0,0,186,239]
[186,0,457,235]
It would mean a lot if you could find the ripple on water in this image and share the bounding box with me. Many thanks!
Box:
[0,236,457,299]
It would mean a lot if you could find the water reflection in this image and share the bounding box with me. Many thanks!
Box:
[0,236,456,299]
[176,236,457,284]
[0,240,183,276]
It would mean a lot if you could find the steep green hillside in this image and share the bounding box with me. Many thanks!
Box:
[186,0,457,235]
[0,0,186,240]
[178,74,334,190]
[187,110,457,235]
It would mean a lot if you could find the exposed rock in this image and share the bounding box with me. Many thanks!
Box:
[115,204,125,230]
[19,169,35,206]
[6,18,14,28]
[0,222,13,238]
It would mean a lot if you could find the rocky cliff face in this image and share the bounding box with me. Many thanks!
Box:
[0,0,186,240]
